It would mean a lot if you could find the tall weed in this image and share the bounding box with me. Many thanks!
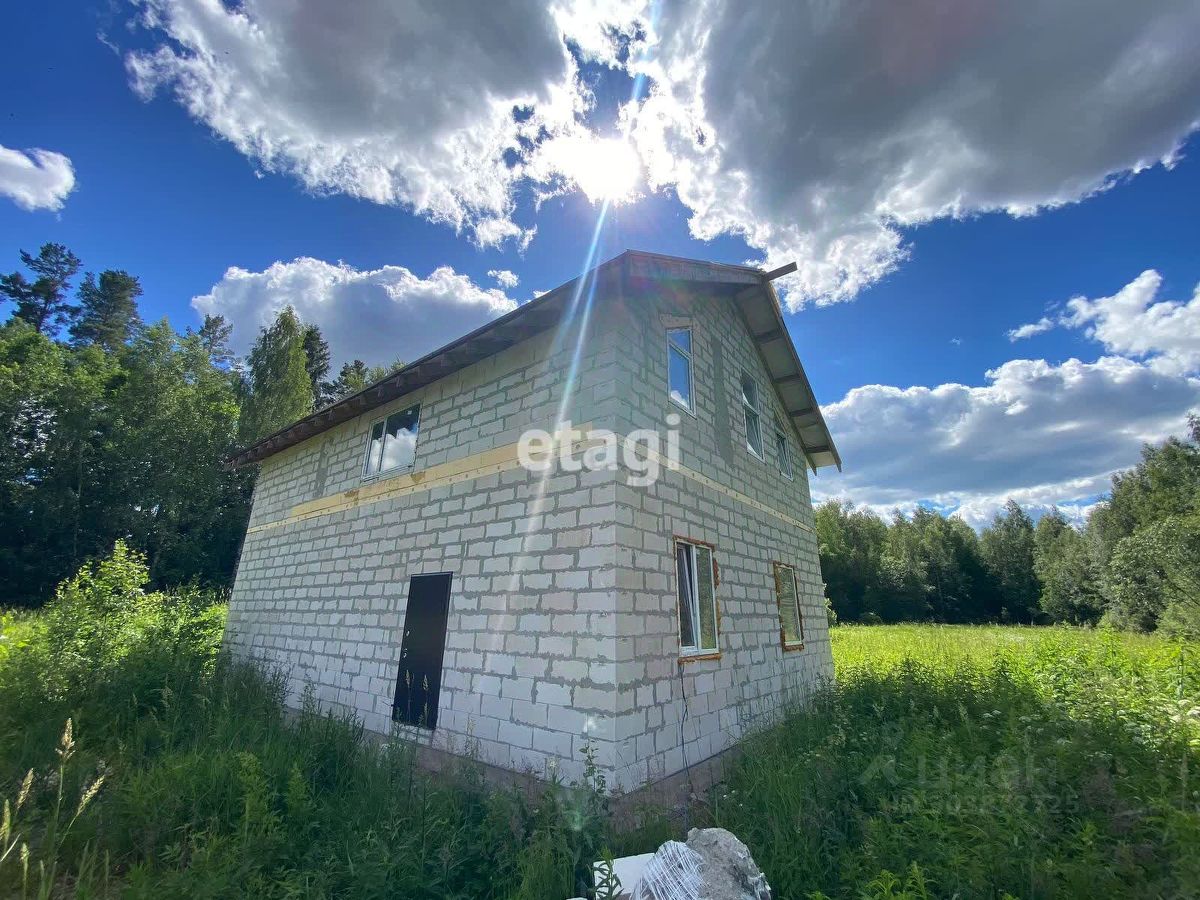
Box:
[0,545,614,899]
[3,549,1198,898]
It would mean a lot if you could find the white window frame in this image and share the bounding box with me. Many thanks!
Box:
[774,425,793,479]
[741,371,764,460]
[362,403,421,478]
[675,538,720,657]
[666,326,695,413]
[773,561,805,650]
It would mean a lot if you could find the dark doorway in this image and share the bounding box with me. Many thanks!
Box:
[392,572,453,729]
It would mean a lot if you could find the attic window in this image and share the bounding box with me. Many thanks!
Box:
[363,404,421,477]
[741,372,764,459]
[667,327,694,412]
[675,538,719,656]
[775,426,793,479]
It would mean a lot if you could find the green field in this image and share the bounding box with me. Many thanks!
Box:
[2,566,1198,899]
[718,625,1200,898]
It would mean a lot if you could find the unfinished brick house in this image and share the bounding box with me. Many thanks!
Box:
[224,250,841,793]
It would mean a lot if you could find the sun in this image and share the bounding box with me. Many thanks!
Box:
[567,137,643,205]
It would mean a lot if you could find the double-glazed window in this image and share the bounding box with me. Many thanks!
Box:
[667,327,694,412]
[675,538,719,655]
[774,562,804,649]
[775,425,793,479]
[363,404,421,477]
[741,372,764,459]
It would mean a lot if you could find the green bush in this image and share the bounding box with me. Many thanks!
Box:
[1159,600,1200,641]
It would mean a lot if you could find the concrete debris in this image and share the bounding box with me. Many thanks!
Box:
[610,828,772,900]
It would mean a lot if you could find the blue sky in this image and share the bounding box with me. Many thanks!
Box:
[2,1,1199,526]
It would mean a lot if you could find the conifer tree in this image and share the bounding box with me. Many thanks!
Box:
[71,270,144,350]
[196,314,235,368]
[301,324,332,406]
[326,358,407,402]
[0,243,82,334]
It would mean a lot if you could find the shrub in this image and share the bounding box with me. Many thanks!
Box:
[0,542,226,772]
[44,540,165,690]
[1159,600,1200,641]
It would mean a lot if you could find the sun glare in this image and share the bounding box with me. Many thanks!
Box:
[568,137,642,205]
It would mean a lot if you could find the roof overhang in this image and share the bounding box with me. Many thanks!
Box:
[729,272,842,471]
[224,270,591,468]
[225,250,840,471]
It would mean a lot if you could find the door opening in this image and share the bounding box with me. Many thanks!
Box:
[393,572,452,728]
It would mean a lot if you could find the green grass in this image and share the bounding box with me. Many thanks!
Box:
[2,555,1198,899]
[708,625,1200,898]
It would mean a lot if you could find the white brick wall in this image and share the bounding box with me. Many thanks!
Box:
[605,279,834,791]
[227,306,625,785]
[226,270,834,793]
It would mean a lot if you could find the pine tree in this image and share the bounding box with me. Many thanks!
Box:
[71,270,144,350]
[326,358,406,402]
[0,243,82,334]
[328,359,368,400]
[237,307,314,446]
[196,314,235,368]
[302,325,332,406]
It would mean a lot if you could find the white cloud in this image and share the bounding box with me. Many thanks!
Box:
[125,0,596,246]
[123,2,1200,296]
[625,0,1200,307]
[812,355,1200,528]
[1007,317,1056,342]
[191,258,517,367]
[488,269,520,289]
[1063,269,1200,375]
[0,145,76,211]
[822,268,1200,524]
[1004,269,1200,374]
[551,0,646,66]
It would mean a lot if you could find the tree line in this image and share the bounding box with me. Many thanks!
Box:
[3,241,1195,630]
[0,242,399,606]
[817,417,1200,635]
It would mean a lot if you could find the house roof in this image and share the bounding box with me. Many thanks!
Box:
[226,250,841,471]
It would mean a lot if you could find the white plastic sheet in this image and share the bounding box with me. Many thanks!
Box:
[630,840,704,900]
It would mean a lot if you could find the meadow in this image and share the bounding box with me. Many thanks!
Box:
[1,549,1197,898]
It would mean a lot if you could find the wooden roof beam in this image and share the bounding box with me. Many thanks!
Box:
[763,261,797,281]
